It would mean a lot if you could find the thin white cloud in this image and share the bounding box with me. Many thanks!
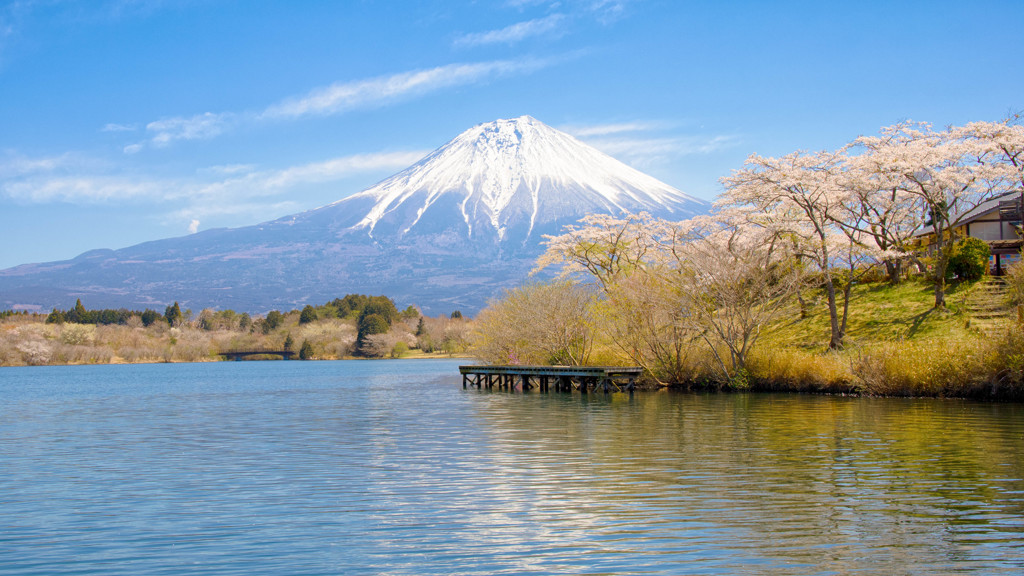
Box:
[453,14,565,47]
[1,149,426,205]
[504,0,631,23]
[168,200,303,224]
[146,111,236,146]
[187,218,200,234]
[101,122,139,132]
[562,121,668,137]
[588,0,631,24]
[2,175,165,203]
[199,163,258,176]
[112,57,555,150]
[0,151,109,178]
[189,151,429,200]
[562,120,739,163]
[262,58,552,120]
[586,135,739,159]
[569,122,741,170]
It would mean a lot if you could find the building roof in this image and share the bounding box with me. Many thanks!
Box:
[914,190,1022,238]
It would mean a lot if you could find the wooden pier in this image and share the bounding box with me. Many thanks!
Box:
[459,365,643,393]
[220,349,296,361]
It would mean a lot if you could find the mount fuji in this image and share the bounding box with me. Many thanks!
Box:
[0,116,708,314]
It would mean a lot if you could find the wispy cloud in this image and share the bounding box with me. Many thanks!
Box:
[585,135,740,169]
[1,149,425,206]
[453,14,565,47]
[146,111,236,146]
[0,151,115,180]
[261,58,552,120]
[587,0,632,24]
[2,175,167,203]
[101,122,139,132]
[504,0,632,23]
[561,120,668,137]
[563,120,740,168]
[187,151,429,200]
[114,57,555,151]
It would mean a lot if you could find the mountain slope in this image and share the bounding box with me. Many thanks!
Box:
[0,116,708,314]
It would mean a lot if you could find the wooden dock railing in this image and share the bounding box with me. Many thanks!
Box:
[220,349,296,361]
[459,365,642,393]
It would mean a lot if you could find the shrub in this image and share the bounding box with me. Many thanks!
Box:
[391,341,409,358]
[299,305,318,324]
[59,323,96,345]
[17,341,52,365]
[1005,259,1024,306]
[746,347,853,392]
[948,237,990,281]
[299,340,315,360]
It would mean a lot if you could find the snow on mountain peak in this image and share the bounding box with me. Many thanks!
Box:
[341,115,705,242]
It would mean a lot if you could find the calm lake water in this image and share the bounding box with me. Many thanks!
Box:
[1,359,1023,575]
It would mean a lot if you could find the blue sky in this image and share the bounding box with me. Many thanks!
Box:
[0,0,1020,269]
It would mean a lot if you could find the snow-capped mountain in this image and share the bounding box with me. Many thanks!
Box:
[336,115,699,244]
[0,116,708,314]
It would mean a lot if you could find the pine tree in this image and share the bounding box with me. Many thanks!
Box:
[299,305,318,324]
[164,302,182,326]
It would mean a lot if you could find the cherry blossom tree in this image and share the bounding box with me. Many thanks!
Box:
[534,212,661,290]
[834,157,924,283]
[660,211,805,381]
[853,121,1018,308]
[720,150,855,349]
[472,280,595,366]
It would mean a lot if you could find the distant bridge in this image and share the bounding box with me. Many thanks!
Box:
[220,349,296,361]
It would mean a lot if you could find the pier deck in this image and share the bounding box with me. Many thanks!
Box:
[459,365,642,393]
[220,349,296,361]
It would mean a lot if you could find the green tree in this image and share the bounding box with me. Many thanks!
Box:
[415,316,426,336]
[299,305,318,324]
[283,333,295,352]
[401,305,419,320]
[46,308,66,324]
[450,310,463,320]
[261,310,284,334]
[948,237,991,281]
[362,297,399,324]
[65,299,89,324]
[356,313,390,354]
[164,302,182,326]
[299,339,315,360]
[391,341,409,358]
[358,313,390,337]
[140,309,162,327]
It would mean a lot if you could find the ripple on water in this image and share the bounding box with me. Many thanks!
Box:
[1,362,1023,575]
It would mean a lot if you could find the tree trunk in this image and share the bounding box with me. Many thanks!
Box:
[840,280,852,342]
[933,240,952,309]
[934,274,947,308]
[824,274,843,350]
[885,260,902,284]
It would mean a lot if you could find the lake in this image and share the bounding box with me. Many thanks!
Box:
[1,359,1023,575]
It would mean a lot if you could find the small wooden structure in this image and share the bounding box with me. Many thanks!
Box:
[220,349,296,361]
[459,365,643,393]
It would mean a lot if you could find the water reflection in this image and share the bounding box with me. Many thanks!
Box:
[1,361,1022,575]
[463,390,1024,573]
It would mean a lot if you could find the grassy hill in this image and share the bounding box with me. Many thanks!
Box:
[744,278,1022,399]
[766,279,978,350]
